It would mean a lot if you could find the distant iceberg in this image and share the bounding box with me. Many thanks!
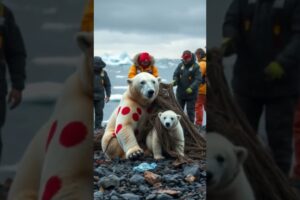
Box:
[101,52,132,67]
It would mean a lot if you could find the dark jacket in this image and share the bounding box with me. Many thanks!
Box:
[94,69,111,101]
[173,55,202,100]
[223,0,300,97]
[0,4,26,96]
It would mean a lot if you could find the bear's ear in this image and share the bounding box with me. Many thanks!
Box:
[76,32,93,53]
[157,77,161,83]
[127,79,133,85]
[176,114,181,120]
[158,112,162,118]
[234,146,248,164]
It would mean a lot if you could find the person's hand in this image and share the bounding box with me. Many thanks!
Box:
[8,88,22,110]
[186,88,193,94]
[105,96,110,103]
[264,61,285,80]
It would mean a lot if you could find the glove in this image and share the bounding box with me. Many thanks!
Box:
[264,61,285,80]
[186,88,193,94]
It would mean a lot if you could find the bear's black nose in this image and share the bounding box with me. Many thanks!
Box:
[207,171,213,183]
[147,90,154,97]
[165,122,170,127]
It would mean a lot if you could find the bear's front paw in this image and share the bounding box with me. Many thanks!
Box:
[126,146,144,160]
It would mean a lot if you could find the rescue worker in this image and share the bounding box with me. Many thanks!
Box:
[128,52,159,78]
[222,0,300,175]
[0,3,27,160]
[94,56,111,130]
[173,50,201,123]
[195,48,207,131]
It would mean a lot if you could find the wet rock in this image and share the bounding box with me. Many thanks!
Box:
[156,193,174,200]
[144,171,161,185]
[121,193,141,200]
[130,174,145,185]
[98,175,120,189]
[146,193,157,200]
[183,164,200,178]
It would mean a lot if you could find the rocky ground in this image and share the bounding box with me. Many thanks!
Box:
[93,151,206,200]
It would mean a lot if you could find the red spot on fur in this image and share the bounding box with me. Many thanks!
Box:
[46,121,57,152]
[121,107,131,115]
[42,176,62,200]
[112,132,116,138]
[137,108,142,115]
[117,107,121,115]
[115,124,123,135]
[132,113,139,121]
[59,122,87,147]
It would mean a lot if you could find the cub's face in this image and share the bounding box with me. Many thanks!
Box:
[206,133,248,191]
[128,72,161,102]
[158,110,181,129]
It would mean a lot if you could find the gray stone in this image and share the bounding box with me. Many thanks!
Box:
[121,193,141,200]
[98,175,120,189]
[130,174,145,185]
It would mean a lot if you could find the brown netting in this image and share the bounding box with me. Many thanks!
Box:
[137,83,206,161]
[206,48,299,200]
[94,83,206,162]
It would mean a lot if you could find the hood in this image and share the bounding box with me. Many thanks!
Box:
[133,53,155,67]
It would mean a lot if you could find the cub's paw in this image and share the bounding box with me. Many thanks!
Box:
[126,146,144,160]
[154,155,165,160]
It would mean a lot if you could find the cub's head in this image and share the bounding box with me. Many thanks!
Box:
[158,110,181,130]
[127,72,161,104]
[206,132,248,191]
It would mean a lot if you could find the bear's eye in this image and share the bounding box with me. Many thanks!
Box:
[152,80,156,84]
[216,155,225,164]
[140,81,146,85]
[170,117,174,121]
[164,117,166,120]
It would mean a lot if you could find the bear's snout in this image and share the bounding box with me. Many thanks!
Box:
[165,122,170,128]
[147,89,155,98]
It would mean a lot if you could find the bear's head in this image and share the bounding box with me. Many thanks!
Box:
[76,32,93,97]
[127,72,161,106]
[158,110,181,130]
[206,132,248,191]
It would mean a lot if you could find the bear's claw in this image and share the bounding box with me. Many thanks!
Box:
[128,150,144,160]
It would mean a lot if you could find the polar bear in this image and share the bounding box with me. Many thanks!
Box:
[146,110,184,159]
[8,32,93,200]
[101,72,161,160]
[206,132,255,200]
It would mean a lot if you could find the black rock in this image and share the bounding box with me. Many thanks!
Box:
[162,174,181,183]
[130,174,145,185]
[139,184,150,193]
[183,164,200,178]
[146,194,157,200]
[121,193,141,200]
[156,193,174,200]
[98,175,120,189]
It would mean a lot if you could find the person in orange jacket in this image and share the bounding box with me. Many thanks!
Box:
[128,52,159,78]
[195,48,206,130]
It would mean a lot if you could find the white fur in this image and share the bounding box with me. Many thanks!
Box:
[146,110,185,159]
[101,72,161,159]
[207,132,255,200]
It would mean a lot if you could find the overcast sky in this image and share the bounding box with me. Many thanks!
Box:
[95,0,206,59]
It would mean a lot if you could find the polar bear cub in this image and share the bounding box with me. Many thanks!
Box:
[146,110,185,159]
[207,132,255,200]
